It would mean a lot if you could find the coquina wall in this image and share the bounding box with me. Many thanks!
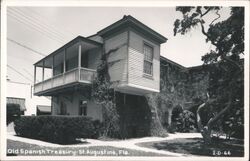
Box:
[155,57,210,128]
[113,56,211,138]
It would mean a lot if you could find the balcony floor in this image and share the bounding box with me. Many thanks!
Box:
[34,82,92,96]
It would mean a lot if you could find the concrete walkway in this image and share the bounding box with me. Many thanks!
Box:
[7,131,202,157]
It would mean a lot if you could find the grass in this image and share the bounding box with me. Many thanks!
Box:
[7,139,167,156]
[137,137,244,157]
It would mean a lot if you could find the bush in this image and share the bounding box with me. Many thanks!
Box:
[14,116,98,144]
[172,110,196,132]
[92,120,104,138]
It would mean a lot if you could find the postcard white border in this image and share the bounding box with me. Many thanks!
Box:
[1,0,249,161]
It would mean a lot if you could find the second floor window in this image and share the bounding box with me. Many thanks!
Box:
[143,44,153,75]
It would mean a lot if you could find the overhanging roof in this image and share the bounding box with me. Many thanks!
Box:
[160,56,186,70]
[37,105,51,113]
[34,36,103,67]
[97,15,167,44]
[7,97,26,111]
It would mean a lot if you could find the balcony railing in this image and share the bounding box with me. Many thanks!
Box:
[34,67,96,95]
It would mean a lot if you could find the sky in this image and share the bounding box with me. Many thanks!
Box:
[7,6,231,84]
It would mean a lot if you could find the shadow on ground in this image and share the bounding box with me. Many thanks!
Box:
[137,137,244,157]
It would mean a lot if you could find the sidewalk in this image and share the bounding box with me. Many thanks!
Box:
[7,131,202,156]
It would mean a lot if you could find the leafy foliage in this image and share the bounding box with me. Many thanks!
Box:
[174,6,244,143]
[146,94,168,137]
[174,7,244,64]
[14,116,97,144]
[222,101,244,139]
[91,47,120,138]
[172,107,196,132]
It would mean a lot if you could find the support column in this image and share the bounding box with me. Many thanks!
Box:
[42,61,45,81]
[63,49,66,73]
[34,65,36,84]
[78,44,82,80]
[52,56,54,77]
[78,44,81,68]
[63,49,66,84]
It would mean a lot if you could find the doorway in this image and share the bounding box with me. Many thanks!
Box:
[60,101,67,115]
[79,100,87,116]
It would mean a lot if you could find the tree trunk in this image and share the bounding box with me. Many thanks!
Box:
[147,95,167,137]
[201,126,212,143]
[167,108,173,127]
[197,96,233,144]
[197,102,213,144]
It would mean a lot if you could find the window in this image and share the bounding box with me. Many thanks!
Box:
[53,50,64,76]
[143,44,153,75]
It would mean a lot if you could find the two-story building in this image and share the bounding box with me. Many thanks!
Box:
[33,15,167,123]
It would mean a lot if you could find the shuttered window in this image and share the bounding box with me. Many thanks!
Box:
[143,44,153,75]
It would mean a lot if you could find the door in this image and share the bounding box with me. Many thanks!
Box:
[60,101,67,115]
[79,101,87,116]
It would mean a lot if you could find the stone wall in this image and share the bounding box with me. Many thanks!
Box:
[156,57,210,128]
[112,57,243,137]
[114,57,211,137]
[160,57,210,107]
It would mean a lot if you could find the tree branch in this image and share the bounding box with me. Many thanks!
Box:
[197,98,216,131]
[206,67,242,128]
[198,21,218,47]
[197,103,206,131]
[201,8,212,17]
[210,10,221,26]
[207,97,232,128]
[221,55,242,71]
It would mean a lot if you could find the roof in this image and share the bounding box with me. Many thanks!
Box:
[34,36,103,66]
[186,58,244,71]
[7,97,26,111]
[97,15,167,44]
[34,16,167,66]
[37,105,51,113]
[160,56,186,70]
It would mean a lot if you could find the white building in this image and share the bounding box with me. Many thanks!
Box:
[7,80,51,115]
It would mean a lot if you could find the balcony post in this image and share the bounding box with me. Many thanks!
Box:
[63,49,66,73]
[63,49,66,84]
[52,56,54,77]
[42,61,45,81]
[52,56,54,88]
[34,65,36,84]
[78,44,82,81]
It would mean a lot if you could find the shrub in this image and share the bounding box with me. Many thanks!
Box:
[92,120,104,138]
[14,115,97,144]
[14,116,40,138]
[172,110,196,132]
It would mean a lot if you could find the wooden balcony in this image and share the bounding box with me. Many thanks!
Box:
[34,67,96,96]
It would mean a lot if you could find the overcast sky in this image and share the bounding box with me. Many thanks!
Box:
[7,6,230,84]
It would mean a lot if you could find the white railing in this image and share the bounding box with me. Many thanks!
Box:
[34,67,96,94]
[80,68,97,82]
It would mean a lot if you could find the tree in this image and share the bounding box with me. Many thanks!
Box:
[174,7,244,143]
